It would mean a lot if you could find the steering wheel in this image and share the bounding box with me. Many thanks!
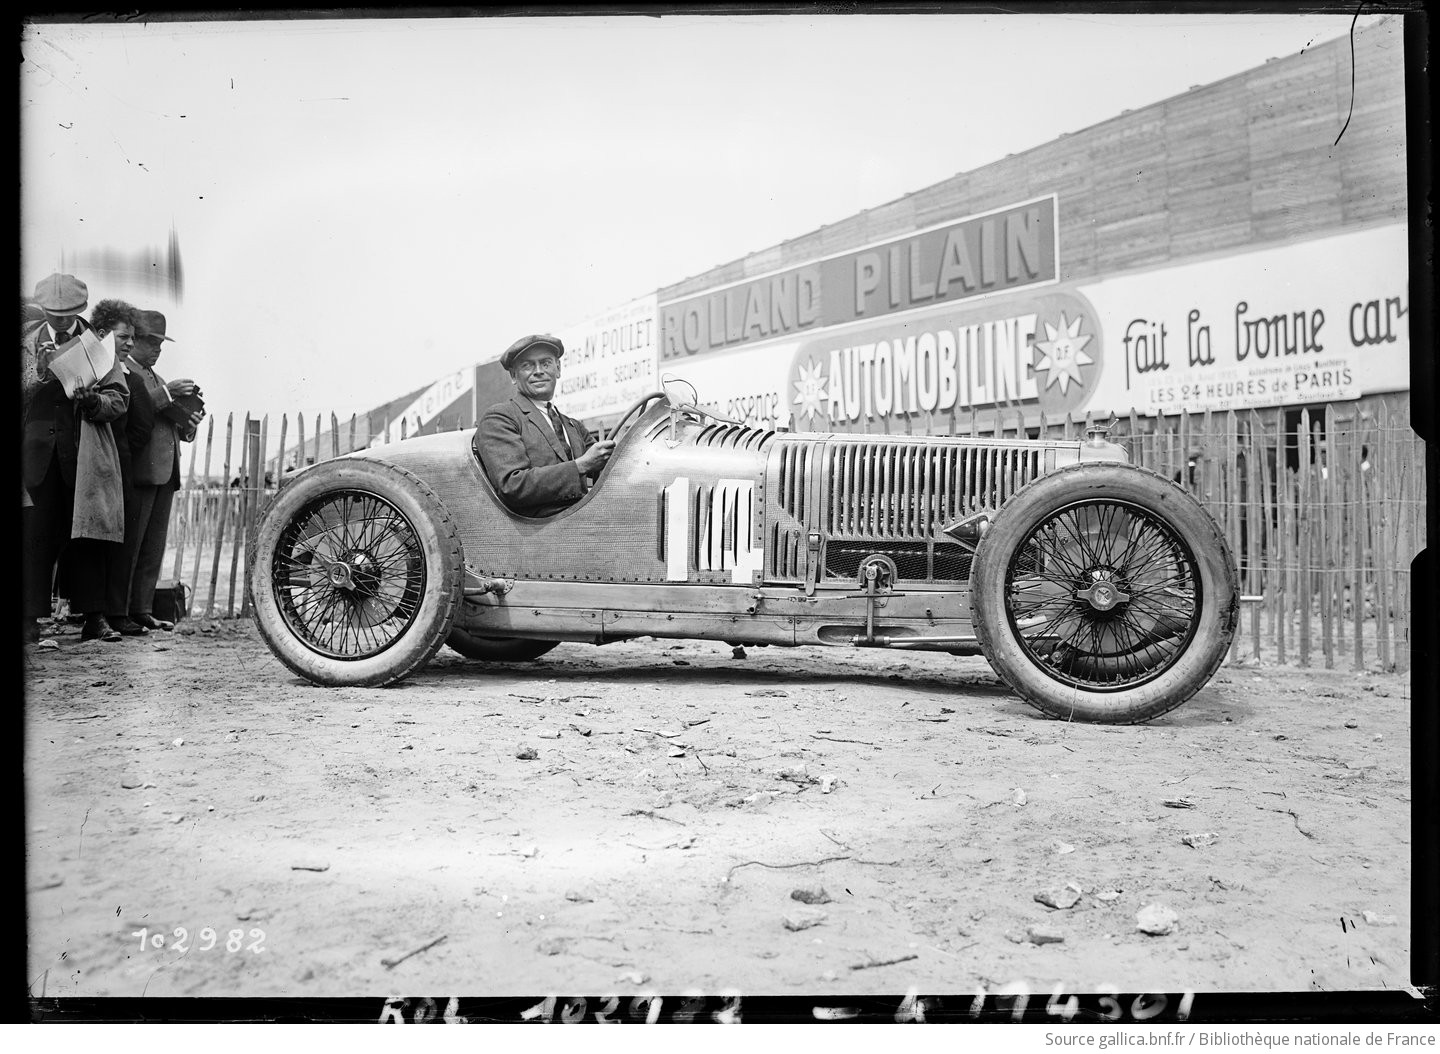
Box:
[605,390,669,443]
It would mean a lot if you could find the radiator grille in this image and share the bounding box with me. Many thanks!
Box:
[824,440,1042,540]
[771,523,805,580]
[777,442,809,521]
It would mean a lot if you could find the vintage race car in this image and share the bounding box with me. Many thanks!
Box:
[248,390,1238,723]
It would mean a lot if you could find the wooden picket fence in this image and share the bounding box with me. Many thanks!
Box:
[1121,403,1421,673]
[974,399,1422,672]
[167,402,1423,672]
[161,410,376,619]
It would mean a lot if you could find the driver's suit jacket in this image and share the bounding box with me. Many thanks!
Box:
[477,393,598,517]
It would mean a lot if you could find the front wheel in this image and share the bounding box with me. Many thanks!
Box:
[248,459,463,686]
[970,462,1237,723]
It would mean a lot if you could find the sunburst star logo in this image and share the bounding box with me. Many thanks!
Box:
[1033,312,1095,396]
[791,357,829,424]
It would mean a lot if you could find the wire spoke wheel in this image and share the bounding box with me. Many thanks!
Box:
[970,462,1237,723]
[273,491,426,659]
[1006,499,1200,692]
[250,458,462,687]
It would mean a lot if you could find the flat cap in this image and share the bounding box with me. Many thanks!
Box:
[500,334,564,371]
[33,273,88,314]
[135,309,174,342]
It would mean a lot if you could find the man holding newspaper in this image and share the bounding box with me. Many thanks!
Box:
[22,273,131,644]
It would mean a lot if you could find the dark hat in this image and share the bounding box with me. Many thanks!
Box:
[33,273,88,314]
[500,334,564,371]
[135,309,174,342]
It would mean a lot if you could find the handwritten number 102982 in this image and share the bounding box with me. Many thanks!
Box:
[130,927,266,953]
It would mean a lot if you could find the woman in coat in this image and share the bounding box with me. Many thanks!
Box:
[22,275,130,644]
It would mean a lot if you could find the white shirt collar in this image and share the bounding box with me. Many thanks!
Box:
[520,394,560,419]
[519,394,563,436]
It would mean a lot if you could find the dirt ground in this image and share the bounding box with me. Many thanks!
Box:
[24,617,1413,1005]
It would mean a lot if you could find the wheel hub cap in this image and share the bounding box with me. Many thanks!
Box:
[1075,574,1130,612]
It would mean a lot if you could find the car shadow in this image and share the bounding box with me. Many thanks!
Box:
[422,649,1013,695]
[407,648,1249,727]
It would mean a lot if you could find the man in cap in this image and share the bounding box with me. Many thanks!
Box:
[22,273,131,643]
[22,273,93,399]
[121,309,203,631]
[476,335,614,517]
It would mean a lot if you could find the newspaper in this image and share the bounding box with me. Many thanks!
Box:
[47,330,117,398]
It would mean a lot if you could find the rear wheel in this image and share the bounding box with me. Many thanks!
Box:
[249,459,463,686]
[446,628,559,662]
[970,462,1237,723]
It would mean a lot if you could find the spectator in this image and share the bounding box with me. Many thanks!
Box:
[90,299,153,636]
[22,273,130,644]
[54,297,148,632]
[122,309,202,632]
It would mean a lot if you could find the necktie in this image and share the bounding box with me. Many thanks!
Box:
[546,403,572,458]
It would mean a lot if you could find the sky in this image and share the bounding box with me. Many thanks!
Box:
[20,11,1379,431]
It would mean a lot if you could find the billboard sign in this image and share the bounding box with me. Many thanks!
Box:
[385,368,474,444]
[554,295,659,421]
[659,197,1059,362]
[1077,222,1407,414]
[661,223,1408,432]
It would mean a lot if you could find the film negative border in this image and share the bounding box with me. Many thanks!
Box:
[26,989,1436,1024]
